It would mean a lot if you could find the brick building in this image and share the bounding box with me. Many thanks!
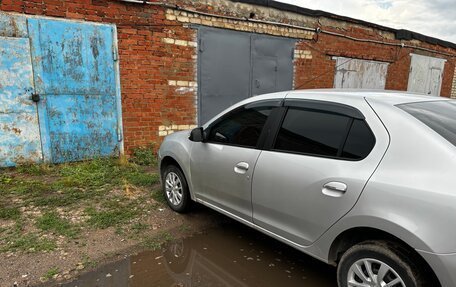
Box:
[0,0,455,166]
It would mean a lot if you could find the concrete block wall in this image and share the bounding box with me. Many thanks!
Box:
[1,0,455,154]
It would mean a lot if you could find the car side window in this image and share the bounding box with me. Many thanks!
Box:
[273,106,375,160]
[206,106,273,148]
[274,108,351,157]
[341,119,376,160]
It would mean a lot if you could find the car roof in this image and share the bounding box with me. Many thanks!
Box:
[285,89,453,106]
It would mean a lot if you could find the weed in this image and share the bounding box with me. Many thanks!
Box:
[42,267,59,281]
[36,212,79,238]
[130,144,157,166]
[141,232,174,250]
[0,175,13,184]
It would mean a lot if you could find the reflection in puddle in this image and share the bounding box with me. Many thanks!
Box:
[59,223,335,286]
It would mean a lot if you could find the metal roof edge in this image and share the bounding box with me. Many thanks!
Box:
[231,0,456,50]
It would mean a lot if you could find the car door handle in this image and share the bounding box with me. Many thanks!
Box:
[234,162,249,174]
[322,182,347,197]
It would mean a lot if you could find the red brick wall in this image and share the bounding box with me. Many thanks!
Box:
[1,0,455,154]
[294,27,455,96]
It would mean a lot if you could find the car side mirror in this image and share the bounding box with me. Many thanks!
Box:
[189,127,205,142]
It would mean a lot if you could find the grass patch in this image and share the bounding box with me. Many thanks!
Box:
[125,172,159,187]
[16,164,54,176]
[31,187,102,208]
[131,222,148,237]
[42,267,59,281]
[141,232,174,250]
[0,158,163,254]
[152,189,166,204]
[80,254,97,269]
[1,233,56,253]
[85,205,140,229]
[2,180,54,196]
[58,159,124,188]
[0,220,56,253]
[0,206,20,220]
[36,212,79,238]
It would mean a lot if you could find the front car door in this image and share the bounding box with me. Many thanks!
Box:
[190,100,280,222]
[252,95,389,246]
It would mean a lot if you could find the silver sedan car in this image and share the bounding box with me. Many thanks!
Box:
[158,90,456,287]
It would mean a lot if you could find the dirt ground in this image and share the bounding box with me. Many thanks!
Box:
[0,158,221,287]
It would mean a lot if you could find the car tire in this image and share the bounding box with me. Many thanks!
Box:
[162,165,192,213]
[337,240,430,287]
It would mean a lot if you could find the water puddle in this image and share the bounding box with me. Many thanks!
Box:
[59,222,336,286]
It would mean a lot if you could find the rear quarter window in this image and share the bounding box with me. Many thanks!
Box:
[341,119,376,160]
[398,101,456,147]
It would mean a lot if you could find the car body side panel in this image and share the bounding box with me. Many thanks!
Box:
[418,251,456,287]
[357,98,456,254]
[313,98,456,264]
[189,143,261,221]
[252,94,390,246]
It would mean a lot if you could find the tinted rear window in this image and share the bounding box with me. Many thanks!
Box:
[399,101,456,147]
[342,119,376,160]
[274,108,351,157]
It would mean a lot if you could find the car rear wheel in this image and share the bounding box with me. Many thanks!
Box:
[162,165,192,213]
[337,241,428,287]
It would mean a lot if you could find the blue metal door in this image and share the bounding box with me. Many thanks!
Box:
[0,37,42,167]
[28,18,121,163]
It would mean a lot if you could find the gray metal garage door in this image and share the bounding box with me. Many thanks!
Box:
[198,27,295,124]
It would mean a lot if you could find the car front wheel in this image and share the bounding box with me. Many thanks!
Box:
[337,241,429,287]
[162,165,192,213]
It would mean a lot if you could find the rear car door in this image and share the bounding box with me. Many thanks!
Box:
[190,101,280,222]
[252,97,389,246]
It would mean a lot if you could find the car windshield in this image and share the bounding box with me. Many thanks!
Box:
[398,100,456,147]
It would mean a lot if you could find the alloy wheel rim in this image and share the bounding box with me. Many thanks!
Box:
[165,172,183,206]
[347,258,406,287]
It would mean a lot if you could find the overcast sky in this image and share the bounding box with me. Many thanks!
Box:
[276,0,456,43]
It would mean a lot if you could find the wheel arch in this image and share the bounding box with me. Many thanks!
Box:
[328,226,441,286]
[159,154,195,200]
